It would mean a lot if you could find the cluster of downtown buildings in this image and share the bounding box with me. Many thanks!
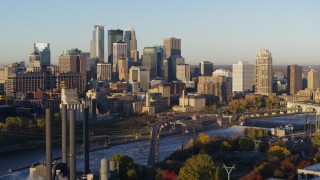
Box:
[1,25,319,120]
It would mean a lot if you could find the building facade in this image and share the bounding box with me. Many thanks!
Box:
[142,47,157,79]
[163,37,181,58]
[232,61,254,92]
[287,64,302,95]
[90,25,105,63]
[108,29,123,64]
[118,57,128,81]
[34,43,50,69]
[307,69,320,90]
[112,41,127,73]
[123,28,137,60]
[199,61,213,76]
[176,64,190,83]
[254,49,273,96]
[97,63,112,81]
[59,48,87,83]
[129,66,150,91]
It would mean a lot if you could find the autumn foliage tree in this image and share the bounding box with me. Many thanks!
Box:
[178,154,220,180]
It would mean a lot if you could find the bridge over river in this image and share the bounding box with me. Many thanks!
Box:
[147,114,213,166]
[287,101,320,130]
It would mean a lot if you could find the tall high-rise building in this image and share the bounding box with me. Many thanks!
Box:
[307,69,320,90]
[90,25,104,63]
[97,63,112,81]
[162,59,169,82]
[118,57,128,81]
[112,41,127,72]
[199,61,213,76]
[155,46,166,77]
[163,37,181,58]
[123,28,137,59]
[28,51,41,73]
[176,64,190,83]
[254,49,273,96]
[167,56,185,81]
[129,66,150,91]
[232,61,254,92]
[287,64,302,95]
[34,43,50,69]
[142,47,157,79]
[108,29,123,64]
[59,48,87,83]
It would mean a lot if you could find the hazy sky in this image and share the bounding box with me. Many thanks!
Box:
[0,0,319,65]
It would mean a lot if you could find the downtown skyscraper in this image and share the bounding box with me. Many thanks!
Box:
[199,61,213,76]
[34,43,50,69]
[123,28,138,61]
[254,49,273,96]
[232,61,254,92]
[163,37,181,58]
[108,29,123,64]
[287,64,302,95]
[90,25,105,63]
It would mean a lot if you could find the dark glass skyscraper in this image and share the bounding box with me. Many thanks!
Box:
[199,61,213,76]
[34,43,50,69]
[108,29,123,64]
[142,47,157,79]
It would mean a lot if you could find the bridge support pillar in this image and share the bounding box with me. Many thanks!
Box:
[150,129,153,138]
[316,113,320,131]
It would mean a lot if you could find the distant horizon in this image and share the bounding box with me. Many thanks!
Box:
[0,1,319,65]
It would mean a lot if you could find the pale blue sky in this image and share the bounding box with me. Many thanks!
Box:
[0,0,319,65]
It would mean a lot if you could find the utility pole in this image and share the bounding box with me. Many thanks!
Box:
[222,164,236,180]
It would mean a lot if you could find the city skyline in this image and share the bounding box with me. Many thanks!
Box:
[0,1,320,65]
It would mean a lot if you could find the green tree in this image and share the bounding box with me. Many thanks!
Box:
[239,137,254,151]
[198,133,211,145]
[127,168,138,180]
[155,168,165,180]
[267,145,291,161]
[221,141,231,151]
[178,154,220,180]
[111,154,135,180]
[36,118,45,128]
[312,131,320,147]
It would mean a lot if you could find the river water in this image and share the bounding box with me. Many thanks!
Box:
[0,113,315,179]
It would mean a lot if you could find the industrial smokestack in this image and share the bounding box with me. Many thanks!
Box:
[61,104,67,174]
[69,109,76,180]
[182,90,185,108]
[100,158,108,180]
[83,106,89,175]
[45,108,52,180]
[146,92,150,107]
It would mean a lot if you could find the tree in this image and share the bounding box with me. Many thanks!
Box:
[312,131,320,147]
[178,154,220,180]
[240,170,262,180]
[36,118,45,128]
[163,170,177,180]
[198,133,211,145]
[155,168,165,180]
[127,168,138,180]
[267,145,291,161]
[298,160,311,169]
[187,138,198,149]
[280,159,296,179]
[239,137,254,151]
[220,141,231,151]
[111,154,135,180]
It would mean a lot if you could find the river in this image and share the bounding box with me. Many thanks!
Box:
[0,113,315,179]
